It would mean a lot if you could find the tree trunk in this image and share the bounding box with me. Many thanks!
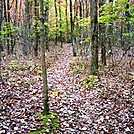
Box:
[34,0,39,56]
[79,0,82,49]
[0,0,2,82]
[90,0,99,75]
[7,0,10,54]
[100,28,106,65]
[23,0,30,55]
[99,0,106,65]
[3,0,7,48]
[19,0,22,27]
[40,0,49,115]
[12,0,18,54]
[85,0,89,18]
[58,1,63,48]
[44,1,49,50]
[74,0,78,46]
[54,0,58,45]
[70,0,76,56]
[65,0,69,42]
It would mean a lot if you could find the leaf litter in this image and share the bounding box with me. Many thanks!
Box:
[0,44,134,134]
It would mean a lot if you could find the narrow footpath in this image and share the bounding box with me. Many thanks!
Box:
[48,44,133,134]
[0,44,133,134]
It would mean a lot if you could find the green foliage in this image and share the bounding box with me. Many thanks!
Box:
[99,0,134,23]
[84,37,90,43]
[82,75,100,88]
[29,112,59,134]
[77,17,90,27]
[30,20,40,39]
[44,22,49,27]
[99,0,134,52]
[123,32,134,38]
[44,0,50,2]
[49,17,68,40]
[34,6,40,9]
[2,22,20,37]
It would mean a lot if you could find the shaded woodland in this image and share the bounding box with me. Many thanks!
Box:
[0,0,134,133]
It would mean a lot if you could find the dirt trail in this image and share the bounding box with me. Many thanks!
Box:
[0,44,133,134]
[48,44,99,133]
[48,44,133,134]
[47,43,76,90]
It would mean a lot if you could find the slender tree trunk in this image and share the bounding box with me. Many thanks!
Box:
[19,0,22,27]
[58,1,63,47]
[10,2,14,54]
[82,1,85,18]
[12,0,18,54]
[7,0,10,54]
[54,0,58,45]
[100,25,106,65]
[99,0,106,65]
[90,0,99,75]
[70,0,76,56]
[85,0,89,18]
[65,0,69,42]
[3,0,7,47]
[79,0,82,19]
[23,0,30,55]
[34,0,39,56]
[125,0,130,32]
[85,0,89,53]
[44,1,49,50]
[3,0,7,22]
[74,0,78,45]
[79,0,82,48]
[0,0,2,82]
[120,21,124,46]
[6,0,14,54]
[40,0,49,115]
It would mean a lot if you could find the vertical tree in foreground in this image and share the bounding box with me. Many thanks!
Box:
[40,0,49,114]
[0,0,2,82]
[65,0,69,42]
[44,1,49,50]
[90,0,99,75]
[58,0,63,48]
[23,0,30,55]
[70,0,76,56]
[34,0,39,56]
[54,0,58,45]
[7,0,10,54]
[99,0,106,65]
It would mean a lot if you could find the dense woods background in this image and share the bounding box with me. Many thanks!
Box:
[0,0,133,66]
[0,0,134,133]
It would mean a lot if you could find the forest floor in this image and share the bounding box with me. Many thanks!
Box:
[0,44,134,134]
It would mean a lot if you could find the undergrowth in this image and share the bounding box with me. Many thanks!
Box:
[29,112,59,134]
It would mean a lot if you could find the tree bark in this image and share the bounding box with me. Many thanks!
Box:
[65,0,69,42]
[90,0,99,75]
[34,0,39,56]
[70,0,76,56]
[40,0,49,115]
[58,1,63,48]
[44,1,49,50]
[54,0,58,45]
[0,0,2,82]
[12,0,18,54]
[7,0,10,54]
[23,0,30,55]
[99,0,106,65]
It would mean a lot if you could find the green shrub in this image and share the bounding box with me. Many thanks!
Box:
[29,112,59,134]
